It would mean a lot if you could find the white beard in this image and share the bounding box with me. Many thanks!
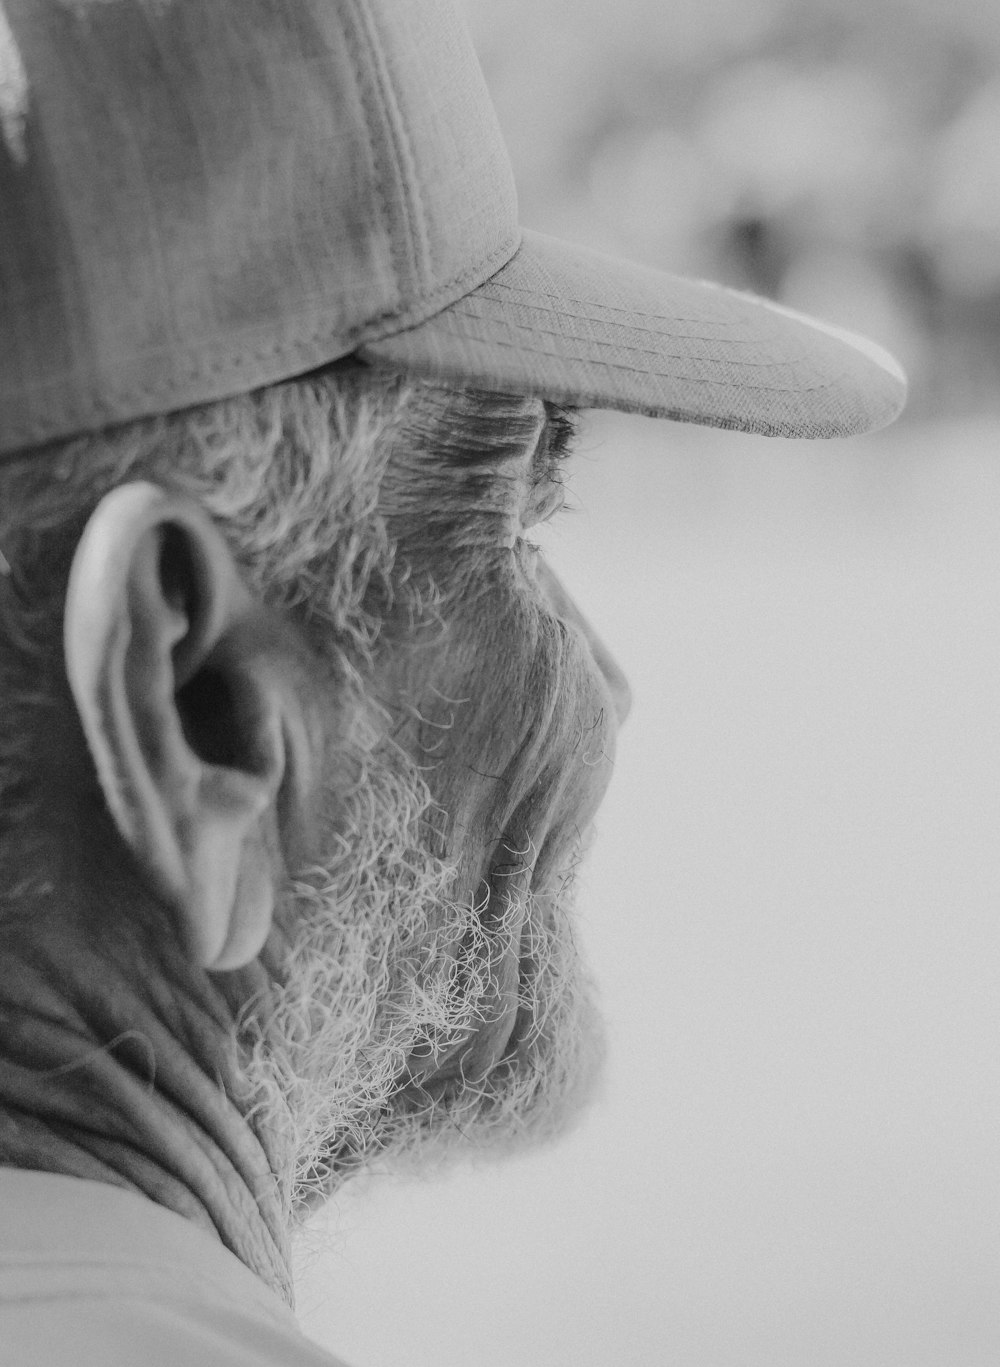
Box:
[232,728,605,1233]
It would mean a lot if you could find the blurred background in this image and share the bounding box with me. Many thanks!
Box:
[295,1,1000,1363]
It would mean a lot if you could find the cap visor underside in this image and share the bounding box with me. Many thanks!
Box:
[359,229,907,438]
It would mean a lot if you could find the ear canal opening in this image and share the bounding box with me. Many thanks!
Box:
[176,668,241,768]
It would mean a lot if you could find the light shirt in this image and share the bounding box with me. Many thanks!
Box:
[0,1168,351,1367]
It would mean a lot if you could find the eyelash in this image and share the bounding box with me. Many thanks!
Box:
[518,402,578,535]
[540,403,579,475]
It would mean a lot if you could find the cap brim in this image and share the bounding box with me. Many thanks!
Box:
[359,229,907,438]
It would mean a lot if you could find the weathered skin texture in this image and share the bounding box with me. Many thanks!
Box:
[0,392,630,1307]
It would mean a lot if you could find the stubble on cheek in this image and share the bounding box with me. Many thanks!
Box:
[235,561,615,1221]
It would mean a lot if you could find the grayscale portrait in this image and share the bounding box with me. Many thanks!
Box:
[12,2,983,1365]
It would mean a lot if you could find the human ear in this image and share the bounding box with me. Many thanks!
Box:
[63,481,323,971]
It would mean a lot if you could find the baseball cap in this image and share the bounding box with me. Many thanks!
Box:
[0,0,906,458]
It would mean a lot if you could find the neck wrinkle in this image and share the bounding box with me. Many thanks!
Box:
[0,947,296,1308]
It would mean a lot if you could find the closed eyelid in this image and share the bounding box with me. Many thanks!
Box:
[519,406,578,531]
[521,478,566,532]
[539,404,580,467]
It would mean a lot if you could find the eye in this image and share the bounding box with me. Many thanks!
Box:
[518,404,578,535]
[521,477,566,533]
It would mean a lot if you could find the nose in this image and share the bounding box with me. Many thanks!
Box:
[583,614,633,726]
[535,562,632,726]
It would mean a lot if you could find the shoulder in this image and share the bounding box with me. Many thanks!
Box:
[0,1293,353,1367]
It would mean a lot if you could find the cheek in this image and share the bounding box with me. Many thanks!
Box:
[374,571,615,881]
[437,603,615,875]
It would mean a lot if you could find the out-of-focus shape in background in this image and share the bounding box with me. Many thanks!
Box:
[296,3,1000,1365]
[467,0,1000,422]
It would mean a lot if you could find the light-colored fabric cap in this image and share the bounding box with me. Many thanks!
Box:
[363,229,908,438]
[0,0,906,457]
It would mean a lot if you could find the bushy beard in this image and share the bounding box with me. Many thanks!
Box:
[233,728,605,1234]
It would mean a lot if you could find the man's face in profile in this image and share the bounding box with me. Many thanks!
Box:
[235,384,631,1225]
[0,372,630,1256]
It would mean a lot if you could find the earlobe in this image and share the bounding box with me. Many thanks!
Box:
[64,482,317,971]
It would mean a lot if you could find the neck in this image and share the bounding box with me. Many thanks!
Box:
[0,921,295,1307]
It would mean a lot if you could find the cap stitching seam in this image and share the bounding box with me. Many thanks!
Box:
[339,0,406,305]
[383,326,853,395]
[423,307,891,369]
[457,289,810,333]
[348,0,429,290]
[408,319,844,379]
[0,237,518,448]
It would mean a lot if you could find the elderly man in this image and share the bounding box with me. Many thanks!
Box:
[0,1,905,1364]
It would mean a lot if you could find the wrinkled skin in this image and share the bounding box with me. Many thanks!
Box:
[0,394,630,1306]
[367,422,633,1093]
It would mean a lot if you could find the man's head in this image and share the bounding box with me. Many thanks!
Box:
[0,365,626,1239]
[0,0,904,1307]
